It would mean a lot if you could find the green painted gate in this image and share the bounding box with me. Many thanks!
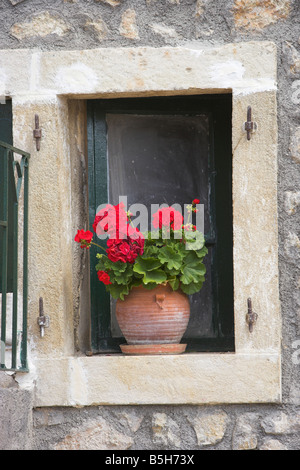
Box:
[0,101,30,371]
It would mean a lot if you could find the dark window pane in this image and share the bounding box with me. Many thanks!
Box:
[107,113,214,338]
[107,114,211,233]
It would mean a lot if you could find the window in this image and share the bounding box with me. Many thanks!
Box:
[4,42,280,405]
[87,94,234,354]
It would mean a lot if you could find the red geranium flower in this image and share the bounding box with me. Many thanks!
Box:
[93,202,128,238]
[92,201,145,263]
[74,229,93,248]
[106,233,145,264]
[97,270,112,285]
[152,207,183,231]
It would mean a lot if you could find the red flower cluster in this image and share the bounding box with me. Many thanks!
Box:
[76,199,201,286]
[93,203,145,264]
[152,206,183,231]
[191,198,200,214]
[106,236,144,264]
[74,229,93,248]
[93,202,128,239]
[97,270,111,285]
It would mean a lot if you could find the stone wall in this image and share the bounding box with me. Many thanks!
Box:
[0,0,300,450]
[1,0,298,50]
[31,405,300,450]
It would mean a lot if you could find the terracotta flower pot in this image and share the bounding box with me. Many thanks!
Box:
[115,284,190,355]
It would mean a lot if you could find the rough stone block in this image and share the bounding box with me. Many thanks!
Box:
[53,417,133,450]
[85,17,109,41]
[119,9,139,40]
[260,439,288,450]
[283,42,300,76]
[232,414,258,450]
[289,127,300,163]
[95,0,121,6]
[288,384,300,405]
[187,411,228,447]
[284,191,300,215]
[149,23,178,39]
[284,232,300,261]
[10,11,70,40]
[233,0,291,30]
[152,413,181,448]
[261,411,300,434]
[111,410,143,433]
[196,0,207,16]
[9,0,26,4]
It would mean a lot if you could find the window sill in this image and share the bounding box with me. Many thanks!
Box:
[31,352,281,407]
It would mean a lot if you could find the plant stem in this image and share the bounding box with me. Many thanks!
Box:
[91,241,107,252]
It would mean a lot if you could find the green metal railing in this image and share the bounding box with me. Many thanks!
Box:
[0,140,30,371]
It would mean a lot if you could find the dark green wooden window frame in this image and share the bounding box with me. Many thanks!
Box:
[87,94,234,354]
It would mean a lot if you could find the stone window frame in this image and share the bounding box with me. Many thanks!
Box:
[3,41,281,406]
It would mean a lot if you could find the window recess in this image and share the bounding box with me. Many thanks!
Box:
[87,94,234,354]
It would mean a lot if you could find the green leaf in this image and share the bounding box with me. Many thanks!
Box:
[142,282,160,290]
[113,270,133,285]
[132,256,167,285]
[142,269,167,285]
[180,264,206,285]
[185,231,205,251]
[109,261,128,273]
[133,256,162,274]
[180,280,204,295]
[143,244,160,257]
[195,245,208,258]
[165,268,180,276]
[168,277,180,291]
[107,283,129,300]
[158,245,183,270]
[183,250,201,266]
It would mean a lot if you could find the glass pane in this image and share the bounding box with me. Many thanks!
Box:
[107,113,214,338]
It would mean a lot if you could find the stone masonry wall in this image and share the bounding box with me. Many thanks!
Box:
[0,0,300,450]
